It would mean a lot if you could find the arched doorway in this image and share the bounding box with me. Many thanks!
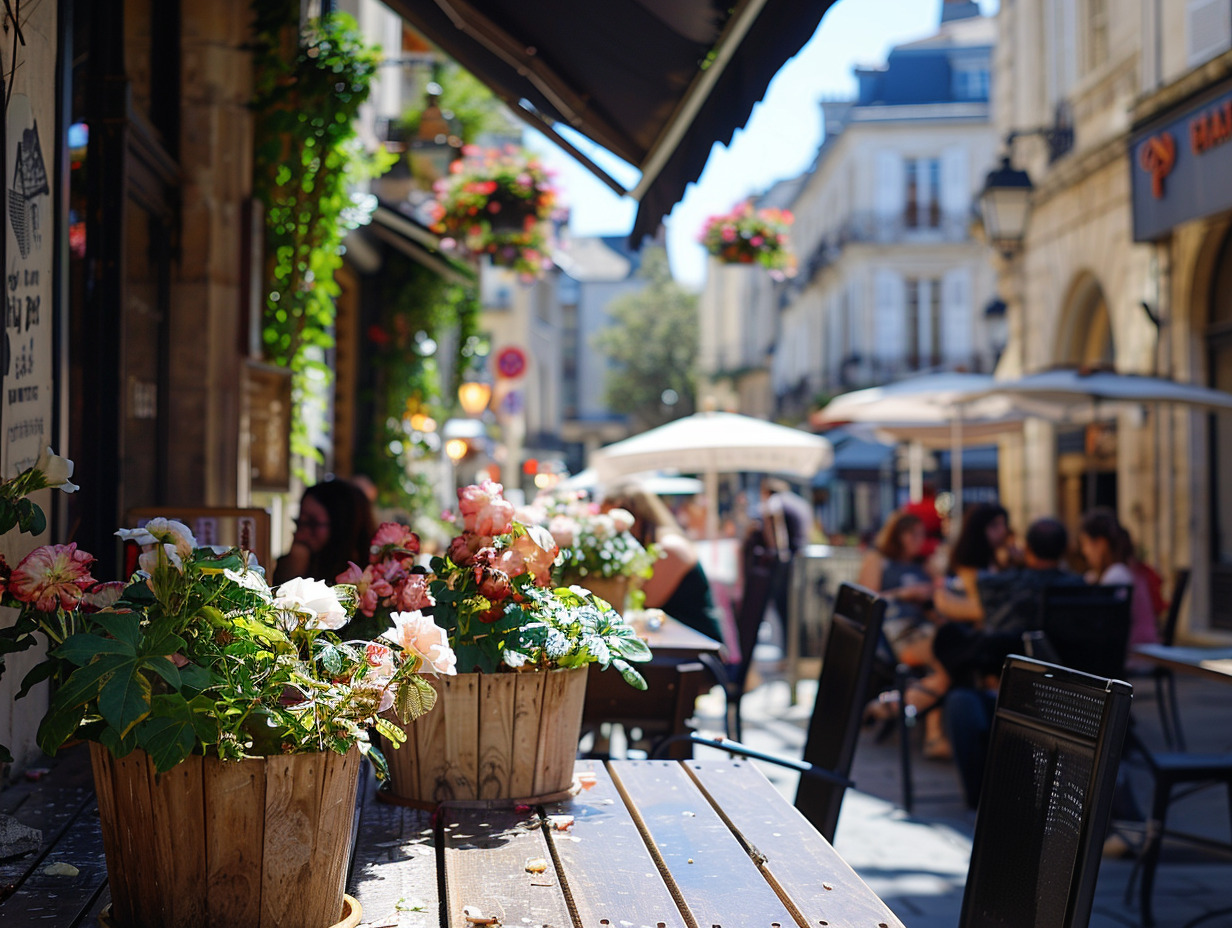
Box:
[1054,275,1117,530]
[1206,232,1232,629]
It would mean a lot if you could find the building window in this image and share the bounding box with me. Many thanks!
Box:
[905,278,942,370]
[953,67,990,100]
[904,158,941,229]
[1085,0,1109,71]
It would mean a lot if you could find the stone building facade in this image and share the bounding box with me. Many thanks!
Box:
[993,0,1232,635]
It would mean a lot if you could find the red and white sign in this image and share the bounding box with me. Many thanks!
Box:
[494,345,527,380]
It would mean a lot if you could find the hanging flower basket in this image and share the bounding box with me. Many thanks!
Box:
[700,203,796,278]
[430,145,558,278]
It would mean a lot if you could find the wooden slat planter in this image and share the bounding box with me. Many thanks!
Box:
[378,667,587,806]
[89,743,362,928]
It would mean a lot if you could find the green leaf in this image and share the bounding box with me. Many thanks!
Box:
[0,743,12,764]
[139,629,186,661]
[96,613,142,650]
[395,675,437,722]
[99,666,152,737]
[36,700,87,757]
[177,663,213,695]
[613,660,648,691]
[143,656,182,690]
[16,659,57,700]
[614,636,652,662]
[374,716,407,747]
[136,715,197,772]
[97,725,137,758]
[55,632,135,665]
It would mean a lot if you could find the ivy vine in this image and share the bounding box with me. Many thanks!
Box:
[251,2,394,463]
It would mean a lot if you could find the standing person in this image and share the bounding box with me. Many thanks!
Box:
[600,484,723,641]
[273,479,378,585]
[758,478,813,644]
[1078,507,1159,651]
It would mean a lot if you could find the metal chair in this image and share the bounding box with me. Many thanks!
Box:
[1152,568,1191,749]
[959,656,1133,928]
[653,581,886,843]
[1037,582,1134,679]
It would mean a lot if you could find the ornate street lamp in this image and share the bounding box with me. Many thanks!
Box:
[978,155,1034,258]
[457,380,492,417]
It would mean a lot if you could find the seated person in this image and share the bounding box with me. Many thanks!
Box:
[936,517,1084,809]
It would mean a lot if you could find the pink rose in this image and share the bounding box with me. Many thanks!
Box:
[393,573,435,612]
[473,564,512,602]
[369,523,420,564]
[547,515,576,548]
[383,611,457,675]
[457,481,504,518]
[468,499,515,536]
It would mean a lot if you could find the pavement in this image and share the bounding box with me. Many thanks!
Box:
[679,649,1232,928]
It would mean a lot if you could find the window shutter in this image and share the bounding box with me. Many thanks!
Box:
[942,269,973,362]
[875,151,904,218]
[1188,0,1232,66]
[941,146,969,218]
[874,269,905,361]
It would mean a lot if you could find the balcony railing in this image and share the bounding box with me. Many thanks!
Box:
[802,210,972,281]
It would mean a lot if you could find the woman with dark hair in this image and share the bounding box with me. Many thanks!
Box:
[933,502,1014,622]
[1078,507,1159,651]
[272,479,378,585]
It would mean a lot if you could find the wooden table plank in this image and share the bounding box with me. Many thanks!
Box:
[609,760,798,928]
[685,760,907,928]
[542,759,689,928]
[440,805,573,928]
[0,798,109,925]
[347,777,439,928]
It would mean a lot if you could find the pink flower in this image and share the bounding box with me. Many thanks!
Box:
[607,508,636,533]
[369,522,420,564]
[495,526,558,587]
[457,481,504,516]
[383,610,457,675]
[447,532,488,567]
[458,481,515,535]
[547,515,576,548]
[393,573,434,612]
[9,544,96,612]
[473,563,512,602]
[80,581,126,613]
[365,642,396,681]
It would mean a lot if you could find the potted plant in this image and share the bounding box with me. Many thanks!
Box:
[429,145,557,279]
[0,451,454,928]
[700,202,797,278]
[360,480,651,806]
[517,489,658,612]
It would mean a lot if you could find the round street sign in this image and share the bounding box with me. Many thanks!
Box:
[494,345,528,380]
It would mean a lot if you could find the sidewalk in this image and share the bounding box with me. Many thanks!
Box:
[691,659,1232,928]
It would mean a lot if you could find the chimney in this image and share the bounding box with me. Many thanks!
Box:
[940,0,981,24]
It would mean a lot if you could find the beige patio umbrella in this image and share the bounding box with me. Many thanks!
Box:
[589,410,832,542]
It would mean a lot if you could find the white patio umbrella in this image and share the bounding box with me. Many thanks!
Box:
[813,372,1024,524]
[558,467,705,497]
[589,410,832,542]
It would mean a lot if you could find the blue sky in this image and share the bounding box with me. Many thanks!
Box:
[526,0,998,289]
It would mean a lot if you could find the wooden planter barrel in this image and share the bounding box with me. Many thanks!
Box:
[378,667,587,806]
[563,574,630,613]
[89,743,361,928]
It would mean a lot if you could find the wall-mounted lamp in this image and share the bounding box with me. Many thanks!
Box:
[978,156,1034,258]
[457,380,492,417]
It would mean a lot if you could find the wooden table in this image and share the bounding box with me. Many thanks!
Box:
[582,612,725,758]
[350,757,907,928]
[1132,643,1232,685]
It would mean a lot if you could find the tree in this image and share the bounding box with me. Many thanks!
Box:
[592,248,698,430]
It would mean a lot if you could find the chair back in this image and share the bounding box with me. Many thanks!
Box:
[1159,568,1190,646]
[1038,583,1133,679]
[960,657,1132,928]
[795,581,887,841]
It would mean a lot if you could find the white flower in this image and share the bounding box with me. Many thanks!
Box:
[607,508,635,533]
[138,543,184,574]
[383,610,457,675]
[35,448,78,493]
[273,577,349,630]
[115,518,197,560]
[223,567,272,596]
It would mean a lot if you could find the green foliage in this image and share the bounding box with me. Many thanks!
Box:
[401,60,515,145]
[592,247,700,430]
[356,255,479,519]
[251,4,395,463]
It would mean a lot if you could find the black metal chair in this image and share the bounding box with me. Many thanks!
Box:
[959,656,1133,928]
[653,581,886,843]
[1036,583,1134,679]
[1152,568,1191,749]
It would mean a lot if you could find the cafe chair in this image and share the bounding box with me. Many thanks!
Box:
[1152,568,1191,750]
[652,581,887,843]
[1121,724,1232,925]
[959,656,1133,928]
[1036,583,1134,679]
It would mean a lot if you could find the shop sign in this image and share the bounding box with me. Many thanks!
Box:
[1133,83,1232,241]
[1,5,57,477]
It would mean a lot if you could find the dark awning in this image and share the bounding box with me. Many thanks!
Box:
[383,0,836,244]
